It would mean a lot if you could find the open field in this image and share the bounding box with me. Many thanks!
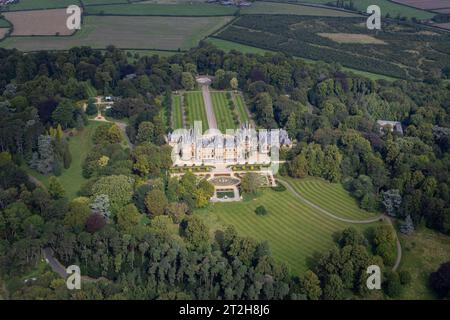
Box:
[184,91,209,130]
[282,177,379,220]
[435,8,450,13]
[318,32,387,44]
[197,182,382,274]
[4,0,80,11]
[23,121,104,199]
[399,227,450,299]
[4,9,76,36]
[280,0,435,19]
[83,0,128,5]
[241,2,360,17]
[435,22,450,30]
[0,15,233,51]
[0,29,8,40]
[392,0,450,10]
[234,93,250,123]
[172,94,183,129]
[85,3,238,15]
[211,91,237,132]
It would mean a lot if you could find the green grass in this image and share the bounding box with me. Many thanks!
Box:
[234,93,250,123]
[83,81,97,97]
[0,15,233,51]
[0,18,11,28]
[211,91,237,132]
[197,184,381,274]
[241,2,360,16]
[125,49,179,59]
[399,227,450,300]
[184,91,209,131]
[282,176,379,220]
[83,0,128,5]
[172,95,183,129]
[5,0,81,10]
[207,37,275,55]
[24,121,105,199]
[288,0,434,19]
[85,3,238,15]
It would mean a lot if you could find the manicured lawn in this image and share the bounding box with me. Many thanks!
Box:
[399,227,450,299]
[234,93,250,123]
[240,2,360,17]
[24,121,105,199]
[85,3,238,16]
[281,176,379,220]
[171,95,183,129]
[197,184,381,275]
[211,91,237,132]
[83,81,97,97]
[5,0,81,10]
[184,91,209,131]
[0,15,233,51]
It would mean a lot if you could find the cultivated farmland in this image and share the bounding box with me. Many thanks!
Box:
[211,91,237,132]
[0,29,8,40]
[197,180,382,274]
[0,15,233,51]
[184,91,209,130]
[172,94,183,129]
[82,0,128,5]
[85,3,238,15]
[241,2,360,17]
[392,0,450,10]
[4,9,77,36]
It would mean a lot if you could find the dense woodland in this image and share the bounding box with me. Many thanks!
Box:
[0,42,449,299]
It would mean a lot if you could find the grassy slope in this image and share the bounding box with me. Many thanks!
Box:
[282,176,379,220]
[185,91,209,130]
[5,0,81,10]
[241,1,360,17]
[24,121,104,199]
[85,3,238,15]
[172,94,183,129]
[399,227,450,299]
[197,184,381,275]
[211,91,236,132]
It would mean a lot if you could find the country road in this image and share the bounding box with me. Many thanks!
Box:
[277,177,402,271]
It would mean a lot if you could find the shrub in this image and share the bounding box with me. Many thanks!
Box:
[255,205,267,216]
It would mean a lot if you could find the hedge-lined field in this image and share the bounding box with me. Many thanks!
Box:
[172,95,183,129]
[184,91,209,130]
[211,91,237,132]
[85,3,238,16]
[241,2,359,17]
[5,0,80,11]
[282,176,379,220]
[0,15,233,51]
[197,184,380,274]
[234,93,250,123]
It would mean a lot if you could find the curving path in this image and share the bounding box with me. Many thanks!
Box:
[276,177,402,271]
